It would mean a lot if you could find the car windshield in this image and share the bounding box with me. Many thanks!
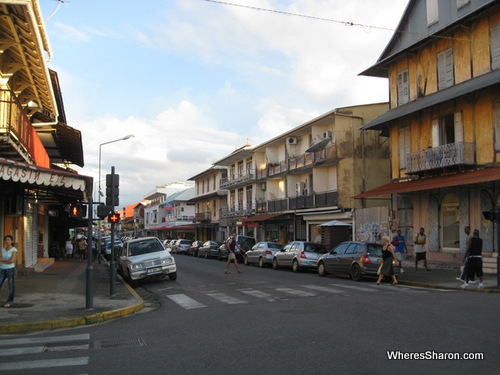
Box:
[367,244,383,256]
[129,239,165,256]
[268,243,284,250]
[304,243,328,253]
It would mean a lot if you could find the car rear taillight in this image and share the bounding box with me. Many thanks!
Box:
[299,251,307,259]
[361,254,371,264]
[265,250,272,255]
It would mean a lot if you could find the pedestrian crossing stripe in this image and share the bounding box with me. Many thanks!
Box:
[275,287,316,297]
[166,293,207,309]
[302,285,348,294]
[238,288,278,302]
[206,292,247,304]
[0,357,89,371]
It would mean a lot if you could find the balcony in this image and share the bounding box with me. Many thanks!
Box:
[406,142,475,174]
[0,88,48,166]
[220,170,256,189]
[256,144,338,180]
[264,190,339,213]
[220,204,255,218]
[195,212,212,222]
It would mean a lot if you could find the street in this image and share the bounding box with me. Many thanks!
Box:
[1,255,499,375]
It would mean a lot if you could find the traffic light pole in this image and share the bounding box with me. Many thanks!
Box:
[110,166,117,296]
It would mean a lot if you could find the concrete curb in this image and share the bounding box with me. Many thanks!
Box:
[0,275,145,334]
[398,280,500,293]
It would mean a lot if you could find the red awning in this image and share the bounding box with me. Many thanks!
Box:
[354,167,500,198]
[242,213,283,223]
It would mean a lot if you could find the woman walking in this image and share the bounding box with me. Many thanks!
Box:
[65,236,74,260]
[0,235,18,308]
[376,235,399,285]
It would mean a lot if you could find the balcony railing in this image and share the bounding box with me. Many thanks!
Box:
[260,190,339,213]
[195,212,212,222]
[220,170,256,189]
[256,144,338,179]
[406,142,476,174]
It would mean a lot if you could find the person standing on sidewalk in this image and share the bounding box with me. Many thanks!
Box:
[457,226,475,283]
[224,232,243,274]
[462,229,485,289]
[0,235,18,308]
[65,236,74,260]
[414,227,429,271]
[394,229,407,273]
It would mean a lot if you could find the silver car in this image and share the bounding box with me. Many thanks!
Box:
[116,237,177,288]
[272,241,328,272]
[244,241,284,268]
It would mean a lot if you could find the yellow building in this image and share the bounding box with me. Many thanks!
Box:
[358,0,500,271]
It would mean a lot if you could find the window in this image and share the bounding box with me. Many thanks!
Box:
[491,25,500,70]
[437,48,454,90]
[397,69,409,105]
[457,0,470,9]
[246,157,252,175]
[431,112,463,146]
[237,161,243,177]
[427,0,438,26]
[398,125,411,169]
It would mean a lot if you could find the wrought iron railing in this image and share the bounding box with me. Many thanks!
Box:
[406,142,475,173]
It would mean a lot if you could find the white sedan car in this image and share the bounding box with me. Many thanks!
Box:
[117,237,177,288]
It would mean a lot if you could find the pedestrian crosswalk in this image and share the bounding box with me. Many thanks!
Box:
[163,282,454,311]
[0,333,90,372]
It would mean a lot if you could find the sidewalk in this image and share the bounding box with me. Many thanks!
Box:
[0,259,144,334]
[0,259,498,335]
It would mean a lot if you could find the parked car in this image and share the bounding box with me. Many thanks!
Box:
[198,241,220,259]
[317,241,399,281]
[187,240,204,257]
[171,239,192,254]
[116,236,177,288]
[272,241,328,272]
[217,235,256,261]
[103,237,123,261]
[244,241,284,267]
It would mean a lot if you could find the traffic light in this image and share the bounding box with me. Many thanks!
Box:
[69,204,87,218]
[106,173,119,206]
[97,204,113,219]
[108,212,120,224]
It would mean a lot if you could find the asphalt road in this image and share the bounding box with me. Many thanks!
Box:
[1,254,499,375]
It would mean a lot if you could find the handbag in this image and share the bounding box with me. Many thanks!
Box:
[377,262,383,275]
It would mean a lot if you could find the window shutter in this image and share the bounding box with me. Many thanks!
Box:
[454,111,463,143]
[438,48,454,90]
[491,25,500,70]
[397,70,409,106]
[432,119,440,147]
[494,98,500,150]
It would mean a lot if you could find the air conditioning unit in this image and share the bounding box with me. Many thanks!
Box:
[295,182,305,196]
[287,137,297,144]
[323,130,332,139]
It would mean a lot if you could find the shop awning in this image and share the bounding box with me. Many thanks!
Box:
[354,167,500,198]
[0,157,91,203]
[319,220,352,227]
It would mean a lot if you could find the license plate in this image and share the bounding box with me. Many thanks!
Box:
[147,267,162,274]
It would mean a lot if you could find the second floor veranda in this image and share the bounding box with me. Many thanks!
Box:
[220,190,339,218]
[220,144,338,190]
[406,142,476,175]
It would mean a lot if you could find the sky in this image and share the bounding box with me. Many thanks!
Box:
[37,0,409,207]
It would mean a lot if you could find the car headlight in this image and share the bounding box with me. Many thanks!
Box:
[161,258,174,265]
[130,263,144,270]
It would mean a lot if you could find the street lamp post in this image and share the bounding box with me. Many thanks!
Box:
[97,134,134,296]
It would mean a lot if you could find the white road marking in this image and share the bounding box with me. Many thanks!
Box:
[275,288,316,297]
[0,357,89,371]
[206,293,247,304]
[238,288,278,302]
[302,285,348,294]
[166,294,207,309]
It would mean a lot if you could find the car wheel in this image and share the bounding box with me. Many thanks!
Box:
[351,264,363,281]
[272,258,279,270]
[258,257,265,268]
[168,272,177,281]
[318,262,327,277]
[292,259,301,273]
[244,256,249,266]
[127,273,138,288]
